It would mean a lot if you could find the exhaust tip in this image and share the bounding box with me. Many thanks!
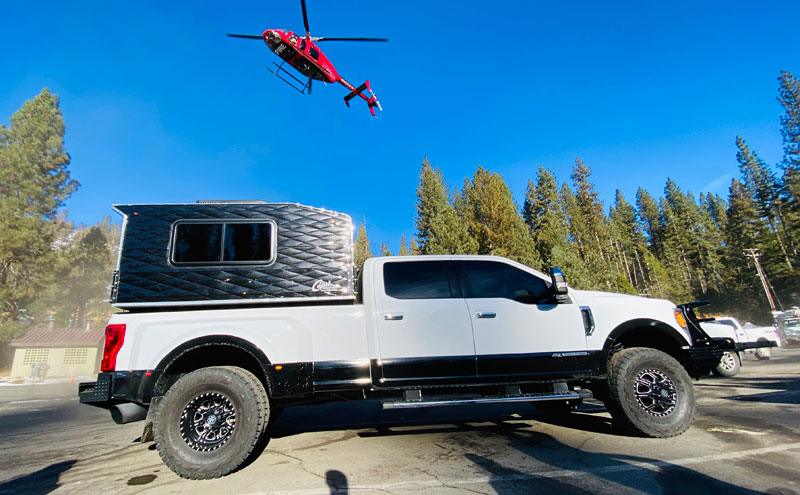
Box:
[111,403,148,424]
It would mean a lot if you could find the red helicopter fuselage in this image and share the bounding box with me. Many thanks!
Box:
[262,29,339,84]
[259,29,381,115]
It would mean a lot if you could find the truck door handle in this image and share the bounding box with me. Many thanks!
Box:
[476,311,496,319]
[383,313,404,321]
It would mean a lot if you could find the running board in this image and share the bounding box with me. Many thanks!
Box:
[381,390,590,410]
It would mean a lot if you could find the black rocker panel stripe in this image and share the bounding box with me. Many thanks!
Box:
[378,355,476,384]
[477,352,594,380]
[269,350,604,396]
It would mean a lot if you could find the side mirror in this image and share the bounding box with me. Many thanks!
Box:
[549,267,570,303]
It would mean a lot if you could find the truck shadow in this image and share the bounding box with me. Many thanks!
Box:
[695,376,800,405]
[269,399,621,440]
[0,460,76,495]
[463,436,770,495]
[273,404,778,495]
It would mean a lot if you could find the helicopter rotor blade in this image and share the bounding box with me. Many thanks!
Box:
[311,37,389,42]
[301,0,311,39]
[227,33,264,40]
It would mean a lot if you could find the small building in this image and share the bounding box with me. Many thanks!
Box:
[9,326,105,379]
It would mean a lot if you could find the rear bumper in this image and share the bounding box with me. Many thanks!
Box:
[79,370,162,409]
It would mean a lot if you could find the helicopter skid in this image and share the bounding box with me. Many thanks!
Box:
[267,61,312,95]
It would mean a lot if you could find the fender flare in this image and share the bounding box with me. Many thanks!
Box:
[153,335,273,395]
[595,319,691,374]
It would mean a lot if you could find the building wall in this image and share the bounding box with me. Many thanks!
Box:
[10,347,100,378]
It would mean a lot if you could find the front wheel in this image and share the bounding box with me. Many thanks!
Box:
[155,366,269,479]
[606,348,695,438]
[714,351,741,377]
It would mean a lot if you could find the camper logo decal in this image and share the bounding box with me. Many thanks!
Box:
[312,280,345,293]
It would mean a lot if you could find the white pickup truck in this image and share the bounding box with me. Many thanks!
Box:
[700,316,782,376]
[79,201,772,480]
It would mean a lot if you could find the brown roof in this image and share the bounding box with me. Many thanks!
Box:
[11,327,105,348]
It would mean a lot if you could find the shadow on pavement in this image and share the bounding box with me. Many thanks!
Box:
[696,376,800,405]
[463,429,770,495]
[265,399,797,493]
[325,470,348,494]
[0,460,76,495]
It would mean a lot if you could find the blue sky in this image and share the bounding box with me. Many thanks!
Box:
[2,1,798,252]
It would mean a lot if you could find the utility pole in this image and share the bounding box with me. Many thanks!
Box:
[743,249,778,311]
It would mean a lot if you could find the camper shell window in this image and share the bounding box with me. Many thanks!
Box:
[171,220,276,266]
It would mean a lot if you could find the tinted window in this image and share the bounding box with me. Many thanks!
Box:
[224,223,272,262]
[173,223,222,263]
[309,46,320,60]
[456,261,550,304]
[384,261,452,299]
[172,221,274,265]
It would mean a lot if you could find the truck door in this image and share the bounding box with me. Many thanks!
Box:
[373,260,476,385]
[452,260,590,381]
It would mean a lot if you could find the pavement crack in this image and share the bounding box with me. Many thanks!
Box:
[270,450,327,483]
[416,466,488,495]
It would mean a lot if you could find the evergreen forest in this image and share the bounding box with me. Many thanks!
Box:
[358,70,800,324]
[2,71,800,368]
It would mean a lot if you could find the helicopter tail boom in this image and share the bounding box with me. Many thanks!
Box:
[342,79,381,116]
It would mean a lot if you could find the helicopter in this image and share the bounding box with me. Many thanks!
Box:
[228,0,388,116]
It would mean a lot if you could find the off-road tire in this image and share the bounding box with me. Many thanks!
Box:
[605,348,695,438]
[713,351,741,377]
[533,399,582,415]
[155,366,269,479]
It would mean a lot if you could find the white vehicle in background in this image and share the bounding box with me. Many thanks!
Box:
[700,316,781,377]
[776,308,800,344]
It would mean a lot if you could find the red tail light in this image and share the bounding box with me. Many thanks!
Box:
[101,324,126,372]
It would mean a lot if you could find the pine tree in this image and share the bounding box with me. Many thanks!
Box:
[461,166,540,268]
[777,71,800,260]
[523,166,583,276]
[354,223,372,276]
[779,70,800,173]
[662,180,724,297]
[724,179,772,317]
[636,188,663,259]
[398,235,409,256]
[736,136,794,268]
[0,89,79,340]
[609,190,651,295]
[559,183,596,288]
[409,237,419,255]
[380,242,392,257]
[414,158,477,255]
[703,193,728,233]
[563,159,614,288]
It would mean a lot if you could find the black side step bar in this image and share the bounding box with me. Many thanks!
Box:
[381,389,591,410]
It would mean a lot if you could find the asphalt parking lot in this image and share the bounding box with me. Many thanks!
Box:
[1,347,799,495]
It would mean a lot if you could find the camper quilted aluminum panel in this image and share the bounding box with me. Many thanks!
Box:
[112,203,354,307]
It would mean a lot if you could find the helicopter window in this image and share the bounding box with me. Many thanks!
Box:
[300,39,307,51]
[309,46,320,60]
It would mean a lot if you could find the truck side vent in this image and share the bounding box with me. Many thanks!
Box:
[580,306,595,336]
